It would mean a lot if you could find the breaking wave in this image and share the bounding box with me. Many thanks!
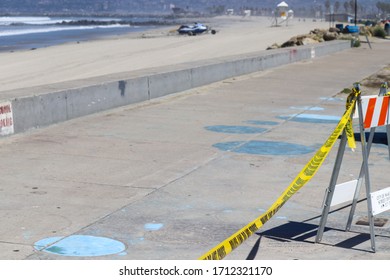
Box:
[0,24,128,37]
[0,16,130,37]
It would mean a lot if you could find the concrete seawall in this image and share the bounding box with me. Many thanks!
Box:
[0,40,351,137]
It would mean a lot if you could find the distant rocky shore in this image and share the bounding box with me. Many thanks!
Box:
[267,27,356,50]
[267,22,388,50]
[54,17,209,27]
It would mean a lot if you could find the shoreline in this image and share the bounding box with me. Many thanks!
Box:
[0,16,340,93]
[0,14,218,54]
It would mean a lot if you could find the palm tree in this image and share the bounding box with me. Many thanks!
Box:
[343,1,349,13]
[325,0,331,13]
[335,1,340,13]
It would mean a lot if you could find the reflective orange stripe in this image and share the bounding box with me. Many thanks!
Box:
[378,96,389,127]
[364,98,376,129]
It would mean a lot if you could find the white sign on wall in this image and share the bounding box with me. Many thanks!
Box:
[0,101,14,136]
[371,187,390,216]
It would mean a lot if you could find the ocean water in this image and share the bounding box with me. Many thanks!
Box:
[0,16,164,52]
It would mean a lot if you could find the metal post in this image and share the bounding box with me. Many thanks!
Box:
[387,125,390,160]
[378,82,388,96]
[378,82,389,159]
[365,33,372,49]
[356,95,376,252]
[316,130,348,243]
[346,126,375,231]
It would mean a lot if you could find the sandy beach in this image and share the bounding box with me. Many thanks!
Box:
[0,16,333,93]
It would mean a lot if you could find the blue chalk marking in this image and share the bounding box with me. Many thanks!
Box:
[144,223,164,231]
[320,97,344,102]
[34,235,126,257]
[205,125,267,134]
[289,106,324,111]
[213,140,315,155]
[278,114,340,124]
[23,231,32,240]
[276,216,288,220]
[34,236,61,250]
[244,120,279,126]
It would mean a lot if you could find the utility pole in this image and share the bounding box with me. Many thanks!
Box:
[354,0,357,25]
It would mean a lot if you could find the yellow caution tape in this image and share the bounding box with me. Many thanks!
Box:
[345,87,360,150]
[379,82,389,96]
[199,88,360,260]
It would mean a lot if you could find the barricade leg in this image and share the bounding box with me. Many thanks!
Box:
[357,96,376,252]
[315,131,348,243]
[346,127,376,231]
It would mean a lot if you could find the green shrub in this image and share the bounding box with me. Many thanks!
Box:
[359,26,371,36]
[340,88,352,94]
[352,38,361,47]
[372,26,386,38]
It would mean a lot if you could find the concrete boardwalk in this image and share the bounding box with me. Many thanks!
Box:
[1,40,390,260]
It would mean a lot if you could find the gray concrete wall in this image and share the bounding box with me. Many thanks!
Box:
[2,40,351,136]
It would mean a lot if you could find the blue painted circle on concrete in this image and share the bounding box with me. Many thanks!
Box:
[34,235,126,257]
[278,114,340,124]
[144,223,164,231]
[213,140,315,155]
[205,125,267,134]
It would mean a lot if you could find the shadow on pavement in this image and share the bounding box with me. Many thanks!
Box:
[246,221,374,260]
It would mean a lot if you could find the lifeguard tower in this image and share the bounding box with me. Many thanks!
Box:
[272,1,292,26]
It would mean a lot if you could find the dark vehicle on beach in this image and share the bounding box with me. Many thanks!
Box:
[177,22,216,36]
